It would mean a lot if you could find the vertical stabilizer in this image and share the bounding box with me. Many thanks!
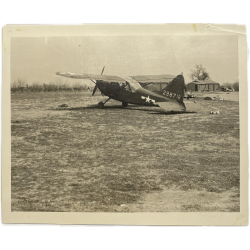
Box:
[161,75,186,104]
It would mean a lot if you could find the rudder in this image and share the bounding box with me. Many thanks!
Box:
[161,75,186,104]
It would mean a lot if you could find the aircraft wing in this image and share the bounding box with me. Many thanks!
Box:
[56,72,126,83]
[56,72,176,84]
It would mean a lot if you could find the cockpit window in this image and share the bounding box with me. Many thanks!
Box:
[119,76,141,92]
[121,82,131,92]
[110,82,120,90]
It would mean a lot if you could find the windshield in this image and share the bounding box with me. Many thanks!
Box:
[119,76,141,92]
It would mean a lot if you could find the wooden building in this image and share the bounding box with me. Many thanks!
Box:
[186,79,220,92]
[134,74,176,91]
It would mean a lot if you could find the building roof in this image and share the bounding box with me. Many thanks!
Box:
[188,79,219,85]
[131,74,176,83]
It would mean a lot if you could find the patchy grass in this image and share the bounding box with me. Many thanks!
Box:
[11,91,240,212]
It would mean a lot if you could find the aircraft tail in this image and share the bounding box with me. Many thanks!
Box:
[161,74,186,104]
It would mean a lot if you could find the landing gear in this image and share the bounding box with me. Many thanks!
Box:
[97,97,111,109]
[97,101,104,109]
[122,102,128,108]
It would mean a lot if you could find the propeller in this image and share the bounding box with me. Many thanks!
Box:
[101,66,105,75]
[92,84,98,96]
[92,66,105,96]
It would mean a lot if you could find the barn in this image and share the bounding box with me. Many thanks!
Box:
[186,79,220,92]
[134,74,176,91]
[141,82,170,91]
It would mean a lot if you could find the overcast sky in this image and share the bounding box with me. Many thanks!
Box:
[11,35,238,85]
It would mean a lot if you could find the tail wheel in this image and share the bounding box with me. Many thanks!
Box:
[97,101,104,109]
[122,102,128,108]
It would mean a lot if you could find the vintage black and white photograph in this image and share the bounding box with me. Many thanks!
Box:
[2,24,248,224]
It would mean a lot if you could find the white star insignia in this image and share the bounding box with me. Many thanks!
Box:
[141,96,155,104]
[145,96,151,103]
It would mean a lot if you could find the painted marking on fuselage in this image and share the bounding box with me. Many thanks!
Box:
[141,95,156,104]
[163,90,181,100]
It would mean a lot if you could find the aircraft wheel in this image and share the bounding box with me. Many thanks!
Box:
[97,101,104,109]
[122,102,128,108]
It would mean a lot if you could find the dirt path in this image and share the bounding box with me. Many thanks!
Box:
[113,187,240,212]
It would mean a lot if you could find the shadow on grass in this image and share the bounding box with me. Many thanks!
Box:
[51,105,197,115]
[51,105,155,112]
[149,111,197,115]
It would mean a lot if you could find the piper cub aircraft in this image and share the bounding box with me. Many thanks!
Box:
[56,68,196,112]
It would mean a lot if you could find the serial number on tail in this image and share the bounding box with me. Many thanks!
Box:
[163,91,181,100]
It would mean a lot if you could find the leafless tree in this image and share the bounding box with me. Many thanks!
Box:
[190,64,210,81]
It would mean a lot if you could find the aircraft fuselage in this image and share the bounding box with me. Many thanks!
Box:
[96,80,168,106]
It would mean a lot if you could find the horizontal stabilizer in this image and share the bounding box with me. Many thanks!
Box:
[184,100,202,111]
[157,100,186,112]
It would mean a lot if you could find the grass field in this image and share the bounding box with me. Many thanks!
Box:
[11,91,240,212]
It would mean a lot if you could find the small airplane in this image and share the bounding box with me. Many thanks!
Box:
[56,67,198,112]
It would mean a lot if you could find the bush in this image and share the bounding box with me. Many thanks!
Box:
[11,78,28,92]
[233,81,239,91]
[31,82,44,92]
[221,82,239,92]
[11,78,91,92]
[72,82,87,91]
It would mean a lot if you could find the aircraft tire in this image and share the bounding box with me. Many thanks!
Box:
[97,101,104,109]
[122,102,128,108]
